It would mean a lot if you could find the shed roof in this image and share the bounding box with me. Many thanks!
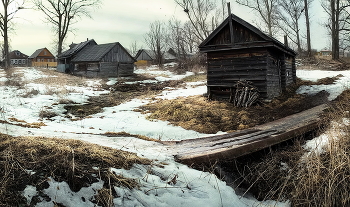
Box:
[135,49,177,60]
[199,14,296,56]
[71,42,136,62]
[58,39,97,59]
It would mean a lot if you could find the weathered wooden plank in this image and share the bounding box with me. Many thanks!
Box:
[171,104,327,165]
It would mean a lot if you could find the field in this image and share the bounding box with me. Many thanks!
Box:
[0,63,349,206]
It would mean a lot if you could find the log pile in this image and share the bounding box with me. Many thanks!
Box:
[231,80,260,107]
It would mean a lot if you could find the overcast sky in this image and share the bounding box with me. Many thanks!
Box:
[11,0,329,57]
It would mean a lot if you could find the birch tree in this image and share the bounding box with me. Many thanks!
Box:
[33,0,101,55]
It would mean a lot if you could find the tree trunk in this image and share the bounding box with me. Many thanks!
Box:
[304,0,312,57]
[331,0,340,60]
[4,6,9,69]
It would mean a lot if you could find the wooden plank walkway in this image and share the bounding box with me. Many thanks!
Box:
[163,104,328,165]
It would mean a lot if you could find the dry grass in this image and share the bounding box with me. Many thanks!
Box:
[139,79,329,134]
[104,131,160,142]
[231,89,350,207]
[0,134,151,206]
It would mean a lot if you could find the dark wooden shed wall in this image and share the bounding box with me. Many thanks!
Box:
[206,47,296,99]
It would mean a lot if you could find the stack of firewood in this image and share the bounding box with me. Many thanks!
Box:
[232,80,260,107]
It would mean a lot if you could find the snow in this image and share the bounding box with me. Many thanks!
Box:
[296,69,350,100]
[1,65,349,206]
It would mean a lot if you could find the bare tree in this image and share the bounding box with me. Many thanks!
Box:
[174,0,226,43]
[277,0,304,53]
[321,0,350,60]
[129,41,141,57]
[33,0,101,56]
[304,0,312,57]
[144,21,167,68]
[236,0,279,37]
[0,0,24,69]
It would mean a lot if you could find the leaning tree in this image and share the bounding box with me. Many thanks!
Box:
[33,0,101,56]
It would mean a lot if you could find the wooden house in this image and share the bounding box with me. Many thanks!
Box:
[28,48,57,67]
[199,14,297,100]
[57,39,97,73]
[58,39,135,77]
[135,49,176,65]
[9,50,28,66]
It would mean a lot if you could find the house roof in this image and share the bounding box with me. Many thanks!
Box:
[199,14,296,56]
[9,50,28,59]
[28,48,44,59]
[71,42,136,62]
[136,49,176,60]
[58,39,97,59]
[28,48,55,59]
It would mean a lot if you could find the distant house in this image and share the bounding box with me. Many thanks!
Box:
[58,39,135,77]
[319,49,332,56]
[9,50,28,66]
[199,13,297,100]
[135,49,176,65]
[28,48,57,67]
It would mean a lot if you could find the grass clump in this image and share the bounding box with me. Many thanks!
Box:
[139,84,327,134]
[104,131,160,142]
[0,134,151,206]
[231,89,350,207]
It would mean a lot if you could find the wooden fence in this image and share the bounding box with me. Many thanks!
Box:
[32,62,57,67]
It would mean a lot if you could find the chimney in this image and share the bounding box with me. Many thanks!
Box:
[284,35,288,47]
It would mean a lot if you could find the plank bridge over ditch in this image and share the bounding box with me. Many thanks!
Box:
[163,104,328,165]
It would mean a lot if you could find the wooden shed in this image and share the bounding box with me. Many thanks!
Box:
[199,14,297,100]
[57,39,97,73]
[58,39,135,77]
[71,42,136,77]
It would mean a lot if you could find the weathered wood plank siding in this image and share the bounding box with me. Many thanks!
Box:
[101,45,135,63]
[73,62,133,77]
[207,49,272,98]
[266,55,282,99]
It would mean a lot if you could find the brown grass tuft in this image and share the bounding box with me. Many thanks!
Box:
[232,89,350,206]
[0,134,150,206]
[104,131,160,142]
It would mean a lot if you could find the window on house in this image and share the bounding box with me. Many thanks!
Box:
[14,60,18,64]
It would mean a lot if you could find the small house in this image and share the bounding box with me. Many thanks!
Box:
[135,49,176,65]
[58,39,135,77]
[57,39,97,73]
[28,48,57,67]
[9,50,28,66]
[199,13,297,100]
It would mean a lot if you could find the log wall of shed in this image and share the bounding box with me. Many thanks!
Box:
[266,55,282,99]
[207,49,270,98]
[73,62,134,77]
[101,45,135,63]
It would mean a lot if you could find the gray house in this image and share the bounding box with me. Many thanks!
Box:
[57,39,135,77]
[135,49,176,64]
